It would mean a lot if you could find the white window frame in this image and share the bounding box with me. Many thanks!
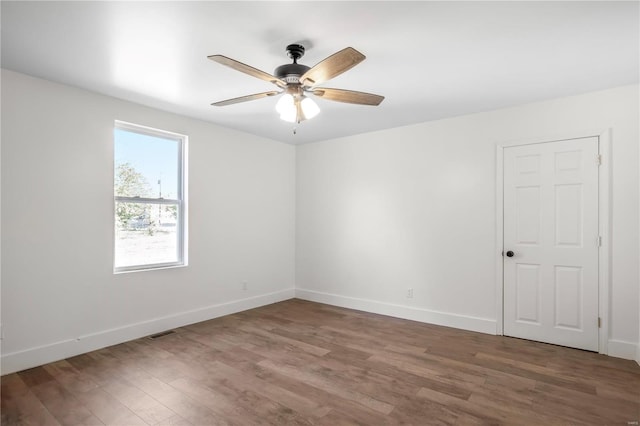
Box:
[114,120,188,273]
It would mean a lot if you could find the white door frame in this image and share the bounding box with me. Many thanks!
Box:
[495,129,611,354]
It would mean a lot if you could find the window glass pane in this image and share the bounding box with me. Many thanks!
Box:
[113,122,185,272]
[115,202,179,268]
[114,128,179,199]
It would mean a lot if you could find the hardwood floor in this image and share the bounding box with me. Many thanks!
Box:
[2,299,639,425]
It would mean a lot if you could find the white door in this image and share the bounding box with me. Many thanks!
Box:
[503,137,599,351]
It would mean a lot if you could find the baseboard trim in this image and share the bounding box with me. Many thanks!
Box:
[607,339,638,361]
[295,288,496,335]
[1,288,295,375]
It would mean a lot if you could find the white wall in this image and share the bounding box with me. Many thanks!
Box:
[1,70,296,374]
[2,70,638,374]
[296,85,639,359]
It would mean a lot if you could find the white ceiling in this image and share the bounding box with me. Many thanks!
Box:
[2,1,638,144]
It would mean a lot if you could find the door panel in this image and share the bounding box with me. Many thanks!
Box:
[554,265,582,330]
[516,263,541,324]
[504,137,599,351]
[555,184,582,246]
[516,186,541,245]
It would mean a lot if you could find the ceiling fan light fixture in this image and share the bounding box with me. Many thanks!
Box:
[276,94,297,122]
[301,96,320,120]
[276,93,320,123]
[279,109,297,123]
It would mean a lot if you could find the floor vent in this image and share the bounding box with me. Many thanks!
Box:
[148,330,176,339]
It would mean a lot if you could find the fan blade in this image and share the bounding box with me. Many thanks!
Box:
[312,88,384,106]
[300,47,365,87]
[208,55,286,87]
[212,91,280,106]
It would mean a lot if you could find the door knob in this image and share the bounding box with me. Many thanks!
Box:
[506,250,514,257]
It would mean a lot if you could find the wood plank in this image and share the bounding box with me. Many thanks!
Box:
[31,380,103,425]
[1,387,62,425]
[101,378,176,425]
[257,359,394,414]
[204,360,332,418]
[73,387,147,425]
[122,369,222,425]
[154,414,193,425]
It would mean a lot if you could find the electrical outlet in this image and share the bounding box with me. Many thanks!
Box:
[406,288,413,298]
[242,281,248,291]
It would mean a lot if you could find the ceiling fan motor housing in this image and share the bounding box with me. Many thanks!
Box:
[274,63,310,84]
[275,43,310,84]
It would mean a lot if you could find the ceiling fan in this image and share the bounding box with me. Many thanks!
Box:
[208,44,384,124]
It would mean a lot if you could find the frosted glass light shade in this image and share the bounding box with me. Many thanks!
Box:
[276,94,296,122]
[276,93,320,123]
[276,94,294,114]
[301,97,320,119]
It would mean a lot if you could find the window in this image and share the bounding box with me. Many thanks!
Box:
[114,121,187,272]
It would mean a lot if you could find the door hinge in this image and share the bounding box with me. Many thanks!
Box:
[597,154,602,166]
[598,317,601,328]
